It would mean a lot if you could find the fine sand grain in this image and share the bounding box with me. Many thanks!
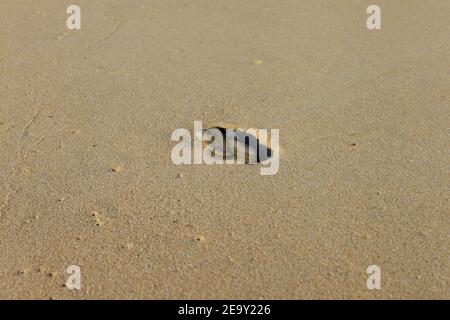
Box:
[0,0,449,299]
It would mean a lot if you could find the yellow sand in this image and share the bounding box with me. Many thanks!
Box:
[0,0,448,299]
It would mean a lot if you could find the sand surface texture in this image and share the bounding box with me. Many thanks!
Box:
[0,0,449,299]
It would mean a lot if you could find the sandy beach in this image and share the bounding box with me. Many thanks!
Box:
[0,0,449,299]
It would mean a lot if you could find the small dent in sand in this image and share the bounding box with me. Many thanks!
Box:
[18,268,32,275]
[110,164,124,172]
[91,211,104,226]
[254,59,263,65]
[195,235,205,242]
[56,32,68,41]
